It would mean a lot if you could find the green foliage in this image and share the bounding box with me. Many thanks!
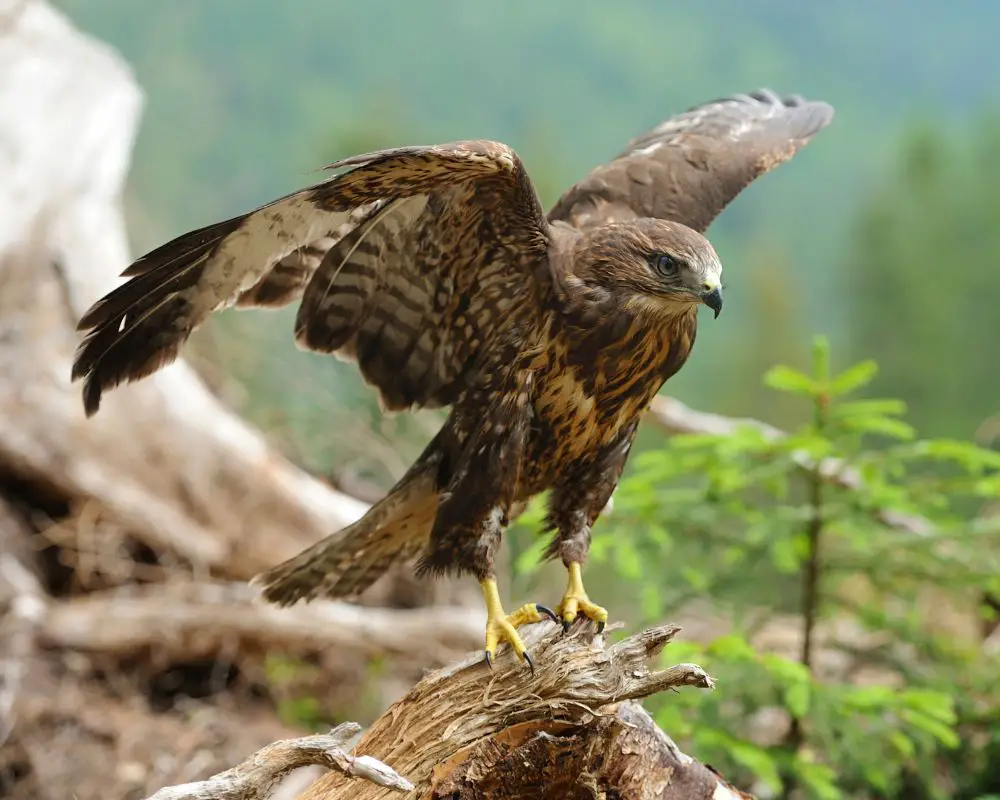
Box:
[528,338,999,798]
[843,118,1000,439]
[263,653,389,730]
[264,654,331,730]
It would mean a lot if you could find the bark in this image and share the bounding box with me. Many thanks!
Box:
[424,702,752,800]
[0,547,46,749]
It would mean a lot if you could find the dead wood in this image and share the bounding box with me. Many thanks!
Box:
[0,551,46,749]
[286,622,751,800]
[37,580,481,665]
[425,702,753,800]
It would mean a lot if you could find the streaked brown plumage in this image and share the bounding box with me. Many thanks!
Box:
[72,90,833,665]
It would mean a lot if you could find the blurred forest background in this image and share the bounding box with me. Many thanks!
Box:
[22,2,1000,798]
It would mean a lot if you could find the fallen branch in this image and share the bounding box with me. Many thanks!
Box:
[649,395,933,536]
[143,722,413,800]
[37,580,482,664]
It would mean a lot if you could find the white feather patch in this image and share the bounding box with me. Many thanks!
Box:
[633,141,663,157]
[200,193,350,315]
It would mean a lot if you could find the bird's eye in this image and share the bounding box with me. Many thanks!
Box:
[651,253,681,278]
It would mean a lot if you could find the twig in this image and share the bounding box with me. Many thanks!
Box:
[648,395,933,536]
[143,723,413,800]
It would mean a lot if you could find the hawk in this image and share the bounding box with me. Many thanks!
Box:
[72,89,833,668]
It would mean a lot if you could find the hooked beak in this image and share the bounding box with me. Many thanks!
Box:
[701,285,723,319]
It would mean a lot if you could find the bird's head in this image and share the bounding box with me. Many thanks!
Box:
[575,219,724,319]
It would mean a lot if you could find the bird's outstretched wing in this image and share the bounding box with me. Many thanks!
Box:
[72,141,551,415]
[547,89,834,233]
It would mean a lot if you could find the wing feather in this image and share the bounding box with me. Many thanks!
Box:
[294,169,548,410]
[72,141,549,416]
[548,89,834,233]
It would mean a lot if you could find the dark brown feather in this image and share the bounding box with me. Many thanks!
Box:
[253,445,442,604]
[293,147,551,411]
[417,343,536,579]
[72,215,246,415]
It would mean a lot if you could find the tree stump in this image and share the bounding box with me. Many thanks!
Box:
[295,622,751,800]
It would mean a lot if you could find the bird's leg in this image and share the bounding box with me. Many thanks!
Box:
[556,561,608,633]
[480,577,556,669]
[546,427,638,634]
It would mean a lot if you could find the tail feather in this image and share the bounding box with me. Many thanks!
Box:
[251,465,439,606]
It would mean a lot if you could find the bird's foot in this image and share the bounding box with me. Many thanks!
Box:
[480,578,557,670]
[556,562,608,634]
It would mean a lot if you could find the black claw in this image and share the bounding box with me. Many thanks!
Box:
[561,618,571,634]
[536,604,558,624]
[523,651,535,674]
[484,650,494,669]
[597,620,606,635]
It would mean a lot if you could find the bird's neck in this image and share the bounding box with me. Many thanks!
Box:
[625,302,699,383]
[555,299,697,388]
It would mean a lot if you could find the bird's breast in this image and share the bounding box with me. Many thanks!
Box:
[519,311,696,495]
[531,360,656,454]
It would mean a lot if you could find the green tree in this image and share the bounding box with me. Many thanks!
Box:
[842,119,1000,439]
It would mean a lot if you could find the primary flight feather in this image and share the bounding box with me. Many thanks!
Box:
[73,89,833,667]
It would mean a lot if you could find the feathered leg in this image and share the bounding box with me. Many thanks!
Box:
[545,422,638,633]
[544,508,608,634]
[418,360,556,668]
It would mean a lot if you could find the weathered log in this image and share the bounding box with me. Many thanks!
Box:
[136,622,753,799]
[0,550,46,749]
[425,702,752,800]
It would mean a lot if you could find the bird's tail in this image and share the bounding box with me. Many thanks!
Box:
[252,463,440,606]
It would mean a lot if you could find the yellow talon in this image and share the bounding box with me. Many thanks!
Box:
[556,562,608,633]
[480,578,556,669]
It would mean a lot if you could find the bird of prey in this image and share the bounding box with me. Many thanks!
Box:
[72,89,833,668]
